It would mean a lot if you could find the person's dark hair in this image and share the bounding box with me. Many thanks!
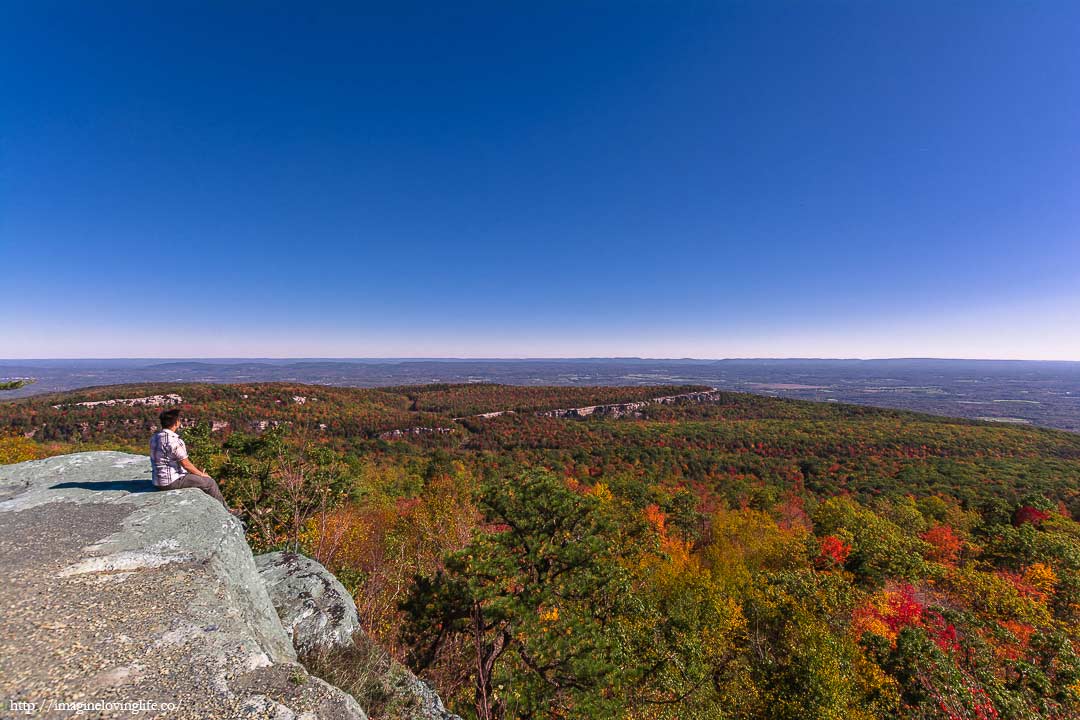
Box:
[159,408,181,429]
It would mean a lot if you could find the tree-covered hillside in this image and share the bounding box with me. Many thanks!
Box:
[0,382,707,448]
[2,383,1079,719]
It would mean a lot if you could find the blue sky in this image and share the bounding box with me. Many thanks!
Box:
[2,2,1078,359]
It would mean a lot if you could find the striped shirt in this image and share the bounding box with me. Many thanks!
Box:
[150,428,188,487]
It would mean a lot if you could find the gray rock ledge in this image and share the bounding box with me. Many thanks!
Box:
[0,452,365,720]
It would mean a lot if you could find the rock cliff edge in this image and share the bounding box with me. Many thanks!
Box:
[0,451,372,719]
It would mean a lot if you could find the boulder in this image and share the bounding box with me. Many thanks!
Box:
[255,551,360,655]
[317,633,464,720]
[0,452,365,720]
[254,553,462,719]
[378,655,463,720]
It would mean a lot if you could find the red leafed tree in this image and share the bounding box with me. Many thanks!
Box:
[921,524,962,565]
[884,583,925,635]
[1013,506,1050,527]
[816,534,852,568]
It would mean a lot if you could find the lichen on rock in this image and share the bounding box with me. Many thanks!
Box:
[255,551,360,655]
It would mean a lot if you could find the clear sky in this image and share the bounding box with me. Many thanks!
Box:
[2,2,1078,360]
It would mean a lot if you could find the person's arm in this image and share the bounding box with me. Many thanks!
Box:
[170,434,207,477]
[179,457,209,477]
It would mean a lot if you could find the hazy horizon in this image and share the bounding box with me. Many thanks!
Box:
[3,356,1080,364]
[4,356,1078,432]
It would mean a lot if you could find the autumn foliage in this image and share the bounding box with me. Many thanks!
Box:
[3,382,1080,719]
[817,534,852,568]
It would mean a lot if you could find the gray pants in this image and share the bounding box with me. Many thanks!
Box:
[159,474,227,507]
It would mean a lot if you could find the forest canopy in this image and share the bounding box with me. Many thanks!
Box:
[2,382,1079,719]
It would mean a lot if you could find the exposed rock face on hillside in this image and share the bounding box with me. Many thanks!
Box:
[255,552,360,655]
[50,393,183,410]
[0,452,365,719]
[536,388,723,419]
[377,426,455,441]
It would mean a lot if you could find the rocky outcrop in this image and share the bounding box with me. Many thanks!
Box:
[0,452,365,719]
[377,658,462,720]
[257,552,463,720]
[51,393,183,410]
[345,635,463,720]
[377,427,454,441]
[255,552,360,655]
[535,388,724,420]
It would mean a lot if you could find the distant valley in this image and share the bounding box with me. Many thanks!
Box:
[2,357,1078,432]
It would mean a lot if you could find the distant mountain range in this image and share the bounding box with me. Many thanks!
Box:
[2,358,1078,432]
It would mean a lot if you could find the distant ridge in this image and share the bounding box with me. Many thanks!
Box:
[2,358,1077,432]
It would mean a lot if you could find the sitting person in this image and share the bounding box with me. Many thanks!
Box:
[150,408,227,507]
